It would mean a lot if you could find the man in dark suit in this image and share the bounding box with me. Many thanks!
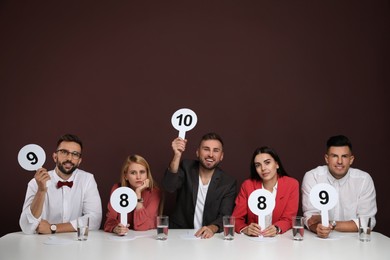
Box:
[163,132,237,239]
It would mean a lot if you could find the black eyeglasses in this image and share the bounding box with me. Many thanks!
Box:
[56,149,82,159]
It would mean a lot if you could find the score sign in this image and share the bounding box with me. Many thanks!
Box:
[248,189,275,232]
[18,144,46,171]
[171,108,198,139]
[110,187,137,226]
[18,144,51,187]
[309,183,338,226]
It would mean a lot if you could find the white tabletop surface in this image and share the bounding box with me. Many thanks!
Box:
[1,229,390,260]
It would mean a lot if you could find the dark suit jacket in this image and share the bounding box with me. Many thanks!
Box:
[162,159,237,232]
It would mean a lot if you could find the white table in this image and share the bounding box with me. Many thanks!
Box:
[1,229,390,260]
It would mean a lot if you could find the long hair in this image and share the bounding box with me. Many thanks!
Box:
[120,154,156,190]
[249,146,289,180]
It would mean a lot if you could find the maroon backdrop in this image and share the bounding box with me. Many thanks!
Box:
[1,0,389,237]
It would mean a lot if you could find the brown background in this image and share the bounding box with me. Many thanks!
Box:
[1,1,389,237]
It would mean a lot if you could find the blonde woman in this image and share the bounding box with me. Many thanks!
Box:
[104,155,161,235]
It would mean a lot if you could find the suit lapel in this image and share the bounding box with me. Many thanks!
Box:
[203,169,221,209]
[275,177,285,202]
[191,163,200,206]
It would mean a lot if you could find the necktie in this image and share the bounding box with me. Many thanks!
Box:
[57,181,73,188]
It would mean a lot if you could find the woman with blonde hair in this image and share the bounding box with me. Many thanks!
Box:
[104,155,161,235]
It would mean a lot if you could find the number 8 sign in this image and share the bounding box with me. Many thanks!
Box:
[248,189,275,230]
[110,187,137,226]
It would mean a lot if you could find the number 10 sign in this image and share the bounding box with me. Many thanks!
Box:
[171,108,198,139]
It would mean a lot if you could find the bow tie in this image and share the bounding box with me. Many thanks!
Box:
[57,181,73,188]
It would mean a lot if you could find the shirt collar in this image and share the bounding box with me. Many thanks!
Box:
[327,168,349,186]
[53,168,77,182]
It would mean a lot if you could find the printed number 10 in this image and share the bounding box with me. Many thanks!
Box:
[176,114,193,127]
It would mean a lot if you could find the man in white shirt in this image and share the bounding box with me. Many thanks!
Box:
[19,134,102,234]
[302,135,377,238]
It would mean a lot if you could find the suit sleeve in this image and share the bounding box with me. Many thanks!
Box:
[274,178,299,233]
[232,181,251,233]
[210,179,237,232]
[162,164,185,193]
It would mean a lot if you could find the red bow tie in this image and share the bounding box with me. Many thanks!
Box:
[57,181,73,188]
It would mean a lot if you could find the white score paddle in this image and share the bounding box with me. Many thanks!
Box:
[248,189,275,233]
[309,183,338,226]
[110,187,138,226]
[171,108,198,139]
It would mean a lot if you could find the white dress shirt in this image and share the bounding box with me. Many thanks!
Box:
[301,165,377,229]
[19,169,102,234]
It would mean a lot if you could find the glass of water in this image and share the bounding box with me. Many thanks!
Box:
[156,216,169,240]
[292,216,304,241]
[223,216,235,240]
[359,217,371,242]
[77,217,89,241]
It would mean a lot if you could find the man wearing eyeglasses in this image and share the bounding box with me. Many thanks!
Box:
[19,134,102,234]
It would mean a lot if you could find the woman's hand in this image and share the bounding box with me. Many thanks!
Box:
[261,224,278,237]
[113,223,130,236]
[135,179,150,195]
[244,223,262,236]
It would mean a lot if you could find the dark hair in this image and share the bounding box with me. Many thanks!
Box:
[250,146,289,180]
[56,134,83,150]
[199,132,224,148]
[326,135,352,152]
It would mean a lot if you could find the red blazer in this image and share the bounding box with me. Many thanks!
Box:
[232,176,299,234]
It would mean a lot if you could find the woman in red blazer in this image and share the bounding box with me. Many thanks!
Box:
[232,146,299,237]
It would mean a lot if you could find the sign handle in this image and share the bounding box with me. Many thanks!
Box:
[179,130,186,139]
[120,213,128,226]
[321,210,329,227]
[258,215,266,231]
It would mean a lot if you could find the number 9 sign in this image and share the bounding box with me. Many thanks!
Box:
[248,189,275,230]
[110,187,137,225]
[17,144,46,171]
[171,108,198,139]
[309,183,338,226]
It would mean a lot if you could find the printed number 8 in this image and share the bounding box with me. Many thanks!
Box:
[120,194,129,207]
[257,196,267,210]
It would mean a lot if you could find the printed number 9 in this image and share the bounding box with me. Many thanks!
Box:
[319,190,329,205]
[257,196,267,210]
[26,152,38,165]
